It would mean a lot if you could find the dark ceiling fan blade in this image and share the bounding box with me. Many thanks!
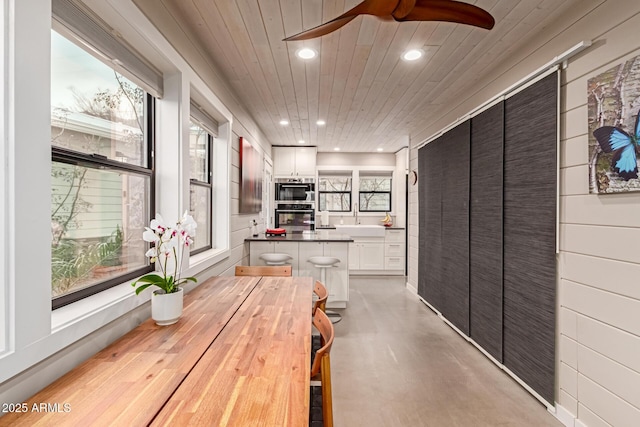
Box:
[396,0,495,30]
[283,0,399,41]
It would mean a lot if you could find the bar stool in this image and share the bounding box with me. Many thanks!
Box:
[307,256,341,324]
[259,253,292,266]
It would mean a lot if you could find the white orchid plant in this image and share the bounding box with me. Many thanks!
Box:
[132,211,198,295]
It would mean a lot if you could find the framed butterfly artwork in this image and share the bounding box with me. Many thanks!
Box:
[587,54,640,194]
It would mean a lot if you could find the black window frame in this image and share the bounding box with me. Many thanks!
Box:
[51,94,156,310]
[189,126,213,255]
[318,176,352,212]
[358,177,392,213]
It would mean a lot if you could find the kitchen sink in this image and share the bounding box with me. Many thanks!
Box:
[335,224,385,237]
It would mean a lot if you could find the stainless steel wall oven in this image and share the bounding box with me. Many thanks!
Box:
[274,203,315,233]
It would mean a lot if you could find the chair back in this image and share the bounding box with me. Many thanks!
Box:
[311,309,334,378]
[313,280,328,314]
[234,265,292,277]
[311,308,334,427]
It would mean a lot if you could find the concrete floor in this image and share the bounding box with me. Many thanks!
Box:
[329,276,563,427]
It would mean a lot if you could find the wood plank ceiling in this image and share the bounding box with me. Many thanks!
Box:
[134,0,581,153]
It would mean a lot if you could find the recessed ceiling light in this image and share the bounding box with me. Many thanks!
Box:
[377,148,383,152]
[334,147,340,151]
[279,119,289,126]
[402,49,424,61]
[298,140,305,144]
[316,120,326,126]
[296,48,317,60]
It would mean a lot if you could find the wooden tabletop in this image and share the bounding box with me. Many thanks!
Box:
[0,275,312,427]
[152,276,312,426]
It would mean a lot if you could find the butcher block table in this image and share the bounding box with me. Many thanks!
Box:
[0,275,313,427]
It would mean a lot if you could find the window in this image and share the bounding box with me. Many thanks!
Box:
[51,30,154,308]
[189,121,212,254]
[359,175,392,212]
[318,175,352,212]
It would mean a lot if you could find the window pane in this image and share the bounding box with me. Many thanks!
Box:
[51,30,146,167]
[359,177,391,191]
[319,176,351,191]
[189,122,209,182]
[359,193,391,212]
[51,162,150,298]
[190,184,212,251]
[319,193,351,211]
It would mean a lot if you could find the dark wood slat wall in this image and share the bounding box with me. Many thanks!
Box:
[418,139,444,310]
[502,73,557,404]
[416,73,557,404]
[469,103,504,362]
[440,122,470,335]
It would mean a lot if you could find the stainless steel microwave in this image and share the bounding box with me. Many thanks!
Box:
[275,180,315,202]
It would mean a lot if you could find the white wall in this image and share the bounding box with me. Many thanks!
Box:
[408,1,640,425]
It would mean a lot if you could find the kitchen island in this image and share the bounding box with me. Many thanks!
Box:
[246,232,352,308]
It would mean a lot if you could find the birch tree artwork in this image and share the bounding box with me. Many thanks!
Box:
[587,54,640,194]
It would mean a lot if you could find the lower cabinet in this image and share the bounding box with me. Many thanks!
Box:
[248,240,349,308]
[249,241,299,275]
[349,241,384,271]
[348,229,405,275]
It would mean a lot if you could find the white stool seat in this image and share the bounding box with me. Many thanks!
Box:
[260,253,292,265]
[307,256,340,268]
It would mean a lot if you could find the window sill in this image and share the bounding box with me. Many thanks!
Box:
[186,247,229,277]
[51,281,148,332]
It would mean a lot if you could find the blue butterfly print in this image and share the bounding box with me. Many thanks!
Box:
[593,113,640,180]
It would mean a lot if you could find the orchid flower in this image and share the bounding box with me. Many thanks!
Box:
[132,212,198,295]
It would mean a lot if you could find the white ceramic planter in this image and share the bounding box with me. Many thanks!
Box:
[151,287,184,326]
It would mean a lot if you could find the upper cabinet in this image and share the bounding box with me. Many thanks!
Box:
[273,146,317,178]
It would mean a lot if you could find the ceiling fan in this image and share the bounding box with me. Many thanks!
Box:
[283,0,495,41]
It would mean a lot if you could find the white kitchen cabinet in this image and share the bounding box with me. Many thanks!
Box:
[249,239,349,308]
[273,146,317,178]
[349,238,384,272]
[249,241,299,275]
[323,242,349,304]
[358,243,385,270]
[249,241,273,266]
[384,228,406,275]
[297,241,324,278]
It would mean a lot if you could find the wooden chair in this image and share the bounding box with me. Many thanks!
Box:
[234,265,292,277]
[310,308,335,427]
[313,280,328,315]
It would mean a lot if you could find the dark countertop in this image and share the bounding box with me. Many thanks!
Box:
[245,232,353,243]
[316,225,406,230]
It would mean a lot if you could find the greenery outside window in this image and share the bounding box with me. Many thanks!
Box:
[318,175,352,212]
[189,121,212,254]
[359,175,392,212]
[51,30,154,308]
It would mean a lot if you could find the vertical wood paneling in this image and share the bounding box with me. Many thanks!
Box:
[469,102,504,361]
[440,121,470,335]
[503,72,558,404]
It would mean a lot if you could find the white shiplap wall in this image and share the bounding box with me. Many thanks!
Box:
[559,4,640,425]
[408,1,640,425]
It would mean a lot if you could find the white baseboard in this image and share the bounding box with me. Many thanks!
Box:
[405,281,417,294]
[553,404,577,427]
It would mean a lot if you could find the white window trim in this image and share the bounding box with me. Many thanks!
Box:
[316,165,397,217]
[0,0,233,390]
